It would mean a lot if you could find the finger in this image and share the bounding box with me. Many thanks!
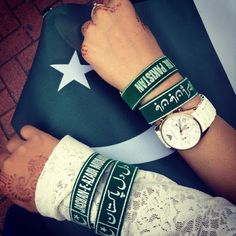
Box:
[20,125,58,147]
[104,0,128,7]
[20,125,43,140]
[94,0,104,3]
[104,0,136,21]
[0,145,9,156]
[81,20,93,36]
[81,42,89,59]
[6,136,24,153]
[0,152,9,170]
[91,4,113,24]
[103,0,116,6]
[91,4,103,20]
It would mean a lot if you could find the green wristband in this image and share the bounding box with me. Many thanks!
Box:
[121,56,178,110]
[95,161,138,236]
[69,153,114,228]
[139,77,198,124]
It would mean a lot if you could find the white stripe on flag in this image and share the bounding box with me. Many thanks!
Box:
[194,0,236,94]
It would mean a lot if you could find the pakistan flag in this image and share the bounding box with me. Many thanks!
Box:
[11,1,236,236]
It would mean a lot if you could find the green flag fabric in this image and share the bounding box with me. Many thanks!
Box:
[11,1,236,235]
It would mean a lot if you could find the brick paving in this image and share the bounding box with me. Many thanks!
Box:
[0,0,93,233]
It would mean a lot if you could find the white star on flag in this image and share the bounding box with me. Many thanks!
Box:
[50,51,93,91]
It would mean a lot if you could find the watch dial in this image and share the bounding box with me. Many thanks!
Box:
[161,114,201,150]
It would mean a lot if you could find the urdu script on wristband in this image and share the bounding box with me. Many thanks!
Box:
[69,152,139,236]
[95,161,138,236]
[139,77,199,124]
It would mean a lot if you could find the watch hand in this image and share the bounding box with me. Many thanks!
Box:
[178,119,183,134]
[182,124,188,131]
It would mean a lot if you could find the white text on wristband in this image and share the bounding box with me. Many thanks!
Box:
[121,56,178,110]
[95,161,138,236]
[69,153,114,228]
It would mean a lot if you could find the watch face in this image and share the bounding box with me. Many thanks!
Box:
[161,113,201,150]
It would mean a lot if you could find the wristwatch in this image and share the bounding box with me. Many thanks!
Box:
[155,95,216,150]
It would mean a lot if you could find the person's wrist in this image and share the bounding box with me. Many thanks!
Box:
[138,71,201,125]
[35,136,94,220]
[119,51,165,92]
[119,52,201,119]
[140,72,183,105]
[141,72,201,107]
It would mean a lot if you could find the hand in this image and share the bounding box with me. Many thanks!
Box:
[0,126,59,212]
[75,0,104,4]
[81,0,163,91]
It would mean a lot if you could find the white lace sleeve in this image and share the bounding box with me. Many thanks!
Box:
[35,136,236,235]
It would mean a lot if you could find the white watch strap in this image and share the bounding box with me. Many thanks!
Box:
[191,95,216,132]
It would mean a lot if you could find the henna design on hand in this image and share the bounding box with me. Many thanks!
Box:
[0,155,47,203]
[0,171,33,202]
[93,1,121,15]
[109,2,121,13]
[81,44,88,57]
[28,155,47,177]
[1,173,33,202]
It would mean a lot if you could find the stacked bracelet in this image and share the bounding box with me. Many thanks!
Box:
[139,77,198,124]
[69,153,138,236]
[69,153,114,228]
[95,161,138,236]
[120,56,200,126]
[121,56,178,110]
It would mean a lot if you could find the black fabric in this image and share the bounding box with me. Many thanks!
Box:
[3,205,54,236]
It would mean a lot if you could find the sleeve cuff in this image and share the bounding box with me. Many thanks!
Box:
[35,135,94,220]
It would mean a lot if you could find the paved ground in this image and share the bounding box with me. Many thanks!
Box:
[0,0,88,144]
[0,0,92,233]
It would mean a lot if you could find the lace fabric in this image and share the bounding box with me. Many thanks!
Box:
[36,136,236,235]
[123,172,236,235]
[35,135,94,220]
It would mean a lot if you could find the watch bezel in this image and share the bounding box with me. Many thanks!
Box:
[159,113,202,150]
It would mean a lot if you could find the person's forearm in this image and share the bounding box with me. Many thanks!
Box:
[80,0,236,203]
[35,136,236,235]
[141,69,236,203]
[115,45,236,202]
[179,116,236,203]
